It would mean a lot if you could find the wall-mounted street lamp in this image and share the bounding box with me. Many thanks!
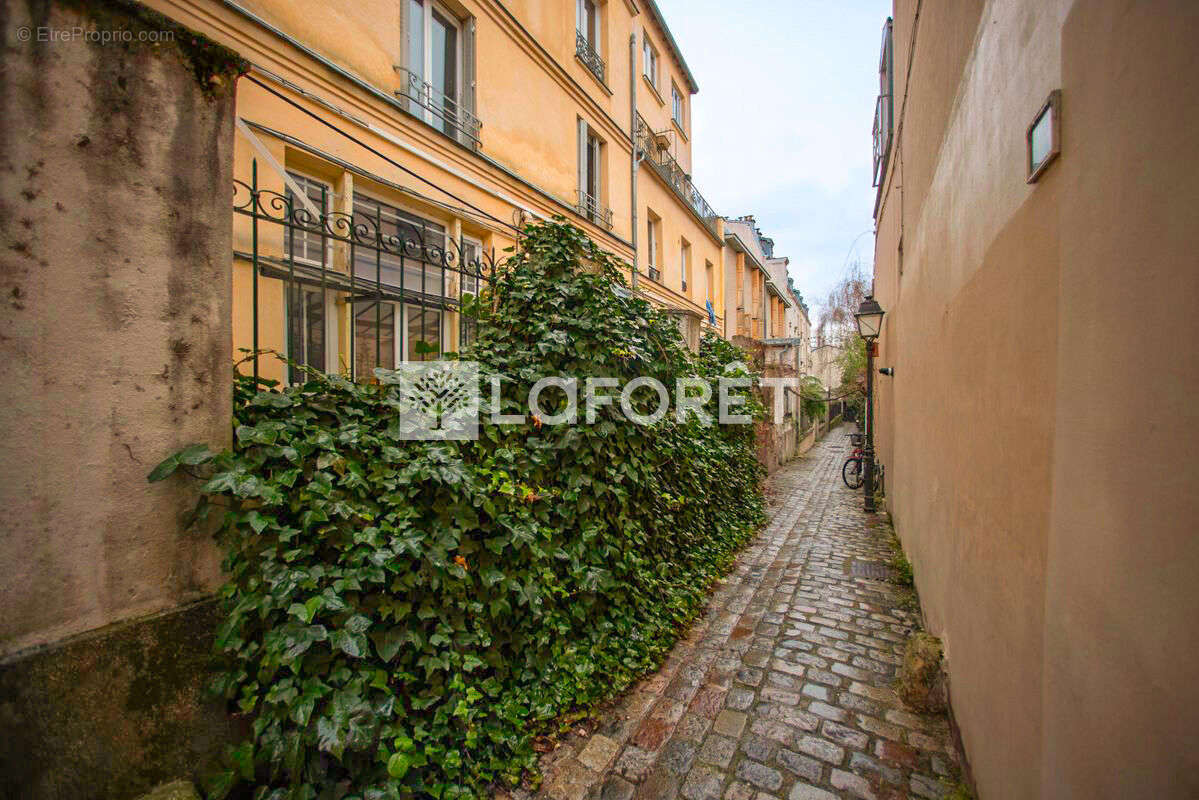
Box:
[855,295,885,513]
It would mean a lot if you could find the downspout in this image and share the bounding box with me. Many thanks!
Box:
[629,32,640,291]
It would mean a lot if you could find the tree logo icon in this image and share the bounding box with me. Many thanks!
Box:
[384,361,479,440]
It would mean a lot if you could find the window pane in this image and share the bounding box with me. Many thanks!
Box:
[354,300,396,378]
[407,0,424,76]
[407,305,442,361]
[431,10,458,136]
[283,173,328,265]
[352,198,447,298]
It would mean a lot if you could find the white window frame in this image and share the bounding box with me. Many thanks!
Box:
[284,286,338,379]
[576,0,600,49]
[642,35,658,88]
[408,0,464,129]
[672,83,686,130]
[646,211,660,281]
[680,239,690,293]
[283,172,332,267]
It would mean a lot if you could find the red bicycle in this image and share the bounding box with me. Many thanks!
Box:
[842,433,865,489]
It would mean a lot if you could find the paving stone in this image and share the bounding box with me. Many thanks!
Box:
[734,760,783,791]
[806,702,848,723]
[800,684,830,701]
[875,739,918,769]
[543,759,599,800]
[661,738,699,776]
[788,784,838,800]
[634,767,680,800]
[821,721,869,751]
[677,713,714,741]
[578,735,622,772]
[777,749,823,782]
[631,716,674,751]
[692,686,730,719]
[722,781,757,800]
[736,667,765,686]
[600,775,636,800]
[760,687,800,706]
[726,687,757,711]
[795,734,844,764]
[910,773,949,799]
[698,735,738,769]
[713,710,748,738]
[615,746,656,782]
[680,766,725,800]
[848,751,902,786]
[740,734,777,762]
[857,714,905,742]
[830,768,878,800]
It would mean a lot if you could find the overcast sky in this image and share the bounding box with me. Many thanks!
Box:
[655,0,891,319]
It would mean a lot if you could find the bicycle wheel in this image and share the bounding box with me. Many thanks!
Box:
[842,457,863,489]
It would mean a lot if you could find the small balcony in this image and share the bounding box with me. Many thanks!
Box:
[576,31,606,85]
[576,188,614,230]
[395,67,482,150]
[635,113,719,238]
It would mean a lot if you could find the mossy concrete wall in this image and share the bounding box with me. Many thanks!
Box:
[0,601,248,800]
[0,1,246,796]
[0,0,240,656]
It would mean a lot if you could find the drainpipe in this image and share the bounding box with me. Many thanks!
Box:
[629,32,639,291]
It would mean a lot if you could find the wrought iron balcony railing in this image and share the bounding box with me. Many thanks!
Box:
[576,188,614,230]
[872,93,892,187]
[647,265,662,283]
[395,67,482,150]
[635,113,719,237]
[575,31,606,84]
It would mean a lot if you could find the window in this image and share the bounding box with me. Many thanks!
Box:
[645,210,661,282]
[671,83,685,130]
[351,195,447,298]
[459,238,482,348]
[405,0,476,143]
[282,172,333,382]
[350,196,448,375]
[286,286,330,382]
[705,261,714,302]
[577,0,599,45]
[577,121,610,227]
[680,238,691,293]
[283,172,330,266]
[872,18,894,187]
[575,0,605,83]
[642,36,658,89]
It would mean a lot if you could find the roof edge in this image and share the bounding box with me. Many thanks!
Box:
[642,0,700,94]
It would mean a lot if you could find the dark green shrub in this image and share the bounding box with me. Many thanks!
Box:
[152,219,765,799]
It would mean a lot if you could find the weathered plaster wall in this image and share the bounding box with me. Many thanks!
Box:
[872,0,1199,797]
[0,0,237,658]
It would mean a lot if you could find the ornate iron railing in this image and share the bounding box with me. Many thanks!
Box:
[233,161,499,382]
[872,93,892,187]
[635,113,719,237]
[395,67,482,149]
[576,188,614,230]
[647,265,662,283]
[575,30,605,84]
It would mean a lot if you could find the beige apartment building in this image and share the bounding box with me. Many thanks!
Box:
[869,1,1199,798]
[132,0,730,387]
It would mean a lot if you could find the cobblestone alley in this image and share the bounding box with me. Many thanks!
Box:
[518,431,960,800]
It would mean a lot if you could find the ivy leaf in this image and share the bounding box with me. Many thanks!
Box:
[387,752,412,779]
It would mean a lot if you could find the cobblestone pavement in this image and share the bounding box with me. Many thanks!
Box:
[510,431,960,800]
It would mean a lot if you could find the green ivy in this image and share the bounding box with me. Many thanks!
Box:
[151,218,765,799]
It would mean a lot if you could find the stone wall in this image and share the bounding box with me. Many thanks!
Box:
[0,1,245,796]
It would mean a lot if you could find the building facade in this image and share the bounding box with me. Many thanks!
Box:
[869,1,1199,798]
[142,0,728,384]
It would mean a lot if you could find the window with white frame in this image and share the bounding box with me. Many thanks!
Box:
[577,120,608,226]
[646,210,661,281]
[643,35,659,90]
[350,195,448,375]
[672,83,686,130]
[680,238,691,293]
[406,0,464,138]
[459,237,482,348]
[577,0,600,50]
[283,172,330,266]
